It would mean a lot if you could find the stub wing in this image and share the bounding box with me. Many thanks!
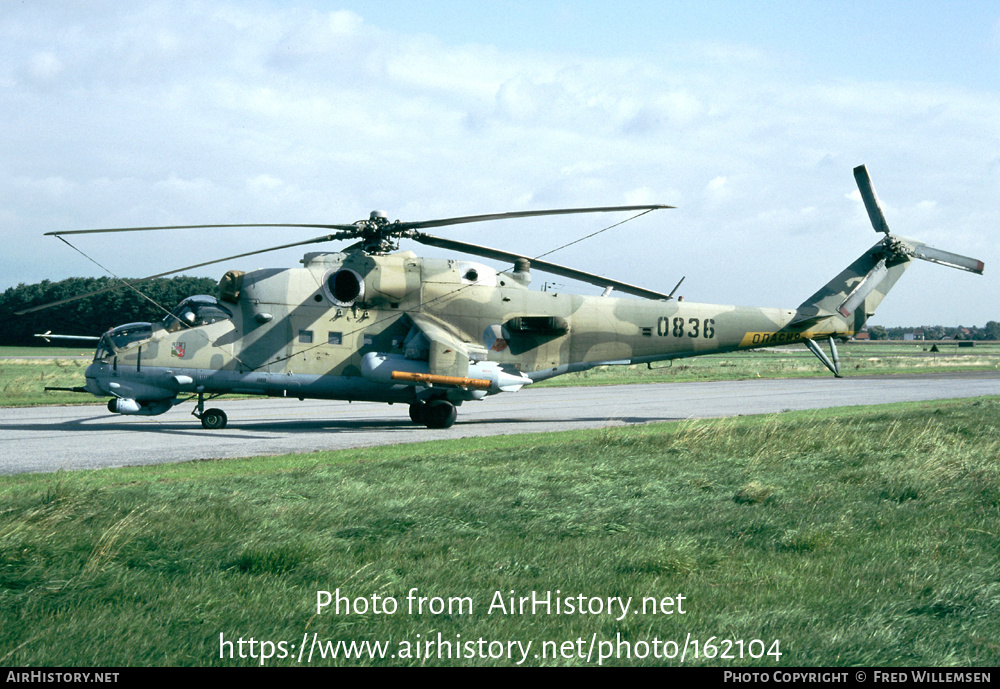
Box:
[360,312,531,394]
[406,311,488,379]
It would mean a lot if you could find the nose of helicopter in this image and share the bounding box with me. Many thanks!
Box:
[83,362,109,397]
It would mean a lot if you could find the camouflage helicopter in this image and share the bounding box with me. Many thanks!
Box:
[23,165,984,430]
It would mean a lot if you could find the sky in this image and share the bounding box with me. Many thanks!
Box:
[2,0,998,328]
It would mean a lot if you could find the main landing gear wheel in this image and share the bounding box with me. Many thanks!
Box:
[422,399,457,429]
[200,408,228,430]
[408,402,427,425]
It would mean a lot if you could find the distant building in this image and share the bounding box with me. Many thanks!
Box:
[903,330,925,341]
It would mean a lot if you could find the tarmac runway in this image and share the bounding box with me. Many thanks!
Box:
[2,371,999,475]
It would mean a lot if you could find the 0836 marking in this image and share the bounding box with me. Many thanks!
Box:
[656,317,715,339]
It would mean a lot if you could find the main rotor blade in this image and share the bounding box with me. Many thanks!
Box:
[45,204,672,236]
[16,232,352,315]
[413,233,673,300]
[46,223,360,237]
[853,165,891,234]
[397,204,672,231]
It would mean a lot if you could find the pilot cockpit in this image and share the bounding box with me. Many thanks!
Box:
[93,322,155,362]
[92,296,234,362]
[162,295,233,332]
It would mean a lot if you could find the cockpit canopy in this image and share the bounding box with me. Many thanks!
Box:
[108,323,154,350]
[94,322,154,361]
[162,295,233,332]
[93,296,233,361]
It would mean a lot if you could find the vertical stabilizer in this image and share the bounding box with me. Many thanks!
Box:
[795,240,913,333]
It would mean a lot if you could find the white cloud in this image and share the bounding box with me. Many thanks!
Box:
[705,176,729,201]
[28,51,63,81]
[1,2,996,327]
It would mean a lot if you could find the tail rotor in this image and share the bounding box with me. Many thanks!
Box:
[837,165,984,318]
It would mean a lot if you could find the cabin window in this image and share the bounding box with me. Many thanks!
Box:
[299,330,314,344]
[328,332,342,345]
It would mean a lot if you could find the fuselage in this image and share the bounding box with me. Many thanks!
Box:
[84,249,848,416]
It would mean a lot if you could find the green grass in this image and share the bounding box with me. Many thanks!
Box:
[0,358,91,405]
[2,399,998,666]
[3,342,1000,407]
[0,347,93,357]
[538,342,1000,387]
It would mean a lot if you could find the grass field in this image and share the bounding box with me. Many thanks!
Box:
[3,342,1000,408]
[0,347,93,357]
[0,357,90,406]
[537,341,1000,387]
[1,398,998,666]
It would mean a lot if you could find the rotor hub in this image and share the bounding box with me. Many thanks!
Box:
[359,211,402,253]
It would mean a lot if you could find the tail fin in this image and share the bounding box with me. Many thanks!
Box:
[793,165,983,334]
[793,239,915,334]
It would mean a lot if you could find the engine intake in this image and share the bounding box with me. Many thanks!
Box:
[327,268,365,305]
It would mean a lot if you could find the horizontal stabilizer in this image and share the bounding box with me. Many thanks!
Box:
[788,307,836,327]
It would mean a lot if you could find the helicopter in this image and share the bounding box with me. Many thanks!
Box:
[21,165,984,430]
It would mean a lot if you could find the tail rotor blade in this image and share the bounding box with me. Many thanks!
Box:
[908,243,985,274]
[852,166,984,275]
[838,258,888,317]
[854,165,891,234]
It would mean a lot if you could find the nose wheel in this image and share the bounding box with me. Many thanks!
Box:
[192,393,228,429]
[199,408,228,430]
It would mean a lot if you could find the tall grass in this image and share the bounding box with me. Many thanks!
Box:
[0,358,88,404]
[1,398,998,666]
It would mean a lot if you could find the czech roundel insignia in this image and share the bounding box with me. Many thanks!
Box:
[483,324,510,353]
[172,342,186,358]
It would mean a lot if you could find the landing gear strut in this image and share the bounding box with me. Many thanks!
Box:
[804,336,843,378]
[408,399,457,429]
[192,392,228,429]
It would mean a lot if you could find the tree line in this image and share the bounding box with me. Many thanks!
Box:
[4,276,998,347]
[866,323,1000,341]
[2,276,219,347]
